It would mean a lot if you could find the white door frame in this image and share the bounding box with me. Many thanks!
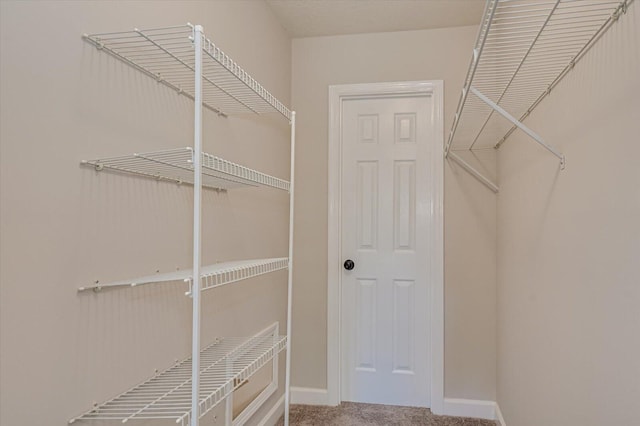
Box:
[327,81,444,413]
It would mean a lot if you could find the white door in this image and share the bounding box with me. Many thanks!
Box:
[340,95,432,407]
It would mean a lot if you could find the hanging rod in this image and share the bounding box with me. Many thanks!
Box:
[448,152,499,193]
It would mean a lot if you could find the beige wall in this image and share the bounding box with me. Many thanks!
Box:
[496,5,640,425]
[0,1,291,425]
[291,26,497,400]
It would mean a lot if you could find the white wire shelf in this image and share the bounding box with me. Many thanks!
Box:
[79,257,289,293]
[82,147,290,192]
[447,0,632,153]
[84,24,291,120]
[69,326,287,425]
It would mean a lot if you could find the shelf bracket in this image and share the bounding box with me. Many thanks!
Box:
[448,152,499,194]
[470,86,565,170]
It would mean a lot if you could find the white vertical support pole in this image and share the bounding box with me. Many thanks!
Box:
[273,321,280,389]
[284,111,296,426]
[225,397,233,426]
[191,24,204,426]
[225,358,233,426]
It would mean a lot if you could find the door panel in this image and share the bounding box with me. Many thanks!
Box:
[356,278,377,372]
[393,160,416,251]
[356,161,378,250]
[392,279,415,374]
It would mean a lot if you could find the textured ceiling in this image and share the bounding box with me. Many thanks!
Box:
[266,0,486,38]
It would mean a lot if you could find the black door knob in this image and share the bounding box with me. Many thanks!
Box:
[344,259,355,270]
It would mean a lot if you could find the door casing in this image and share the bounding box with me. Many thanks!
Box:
[327,81,444,413]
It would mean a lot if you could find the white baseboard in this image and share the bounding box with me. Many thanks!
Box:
[442,398,497,420]
[495,403,506,426]
[256,394,285,426]
[290,387,329,406]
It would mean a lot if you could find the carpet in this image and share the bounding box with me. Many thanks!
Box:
[277,402,498,425]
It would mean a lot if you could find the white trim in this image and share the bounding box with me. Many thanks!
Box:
[255,394,285,426]
[496,403,507,426]
[327,81,444,411]
[290,387,330,406]
[442,398,497,420]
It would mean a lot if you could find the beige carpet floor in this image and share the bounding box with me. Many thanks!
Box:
[277,402,498,425]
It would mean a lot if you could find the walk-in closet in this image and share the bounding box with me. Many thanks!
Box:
[1,1,638,426]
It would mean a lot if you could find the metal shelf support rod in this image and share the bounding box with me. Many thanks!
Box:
[191,24,203,426]
[470,86,565,169]
[448,152,499,193]
[284,111,296,426]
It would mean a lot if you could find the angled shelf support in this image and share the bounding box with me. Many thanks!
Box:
[470,86,566,170]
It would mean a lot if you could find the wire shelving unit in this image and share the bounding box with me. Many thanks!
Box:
[446,0,634,192]
[83,24,291,119]
[78,258,289,293]
[69,325,287,426]
[76,23,296,426]
[82,147,290,191]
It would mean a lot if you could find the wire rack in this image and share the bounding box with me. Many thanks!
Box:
[69,327,287,425]
[82,147,290,191]
[84,24,291,119]
[79,257,289,293]
[447,0,632,153]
